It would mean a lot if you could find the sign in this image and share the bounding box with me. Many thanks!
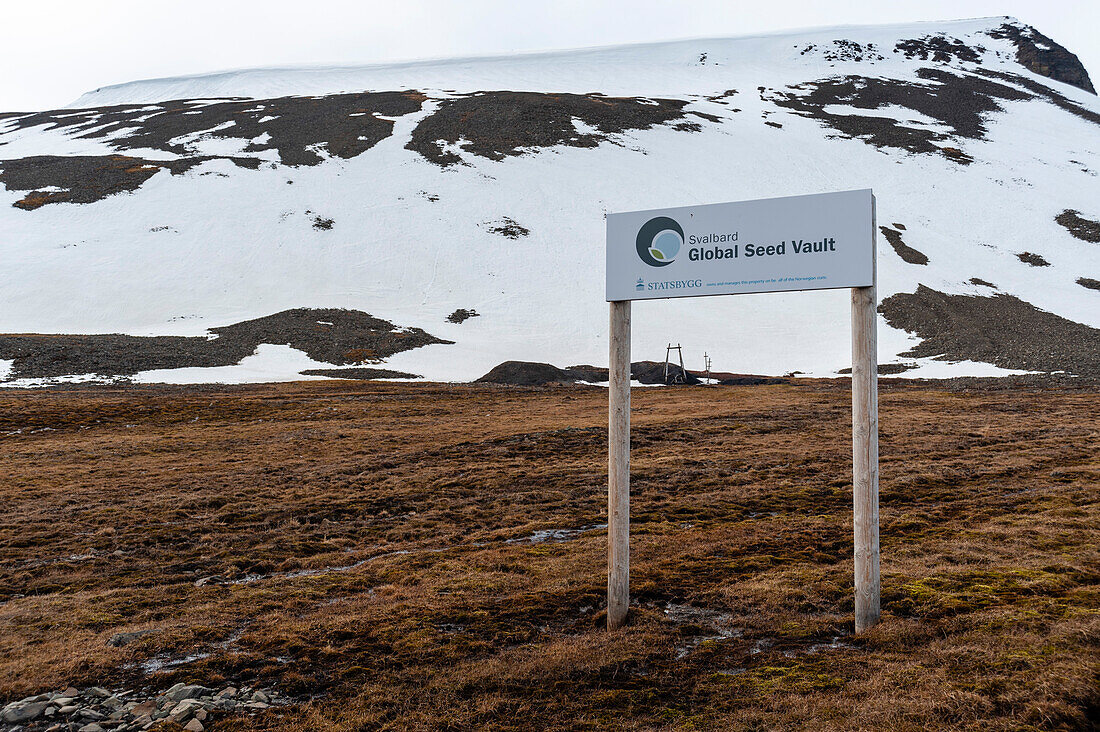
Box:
[606,189,875,301]
[602,188,880,634]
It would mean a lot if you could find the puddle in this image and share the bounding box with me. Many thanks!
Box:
[138,652,211,674]
[662,603,743,659]
[196,524,606,589]
[195,550,413,587]
[784,635,854,657]
[506,524,607,544]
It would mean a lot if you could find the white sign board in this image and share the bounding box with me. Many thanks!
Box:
[606,189,875,301]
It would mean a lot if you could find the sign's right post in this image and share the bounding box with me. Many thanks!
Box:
[851,206,880,633]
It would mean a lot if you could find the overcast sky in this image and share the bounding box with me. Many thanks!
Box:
[4,0,1098,111]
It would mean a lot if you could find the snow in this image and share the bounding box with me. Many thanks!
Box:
[131,344,331,385]
[1,16,1098,384]
[69,18,1015,106]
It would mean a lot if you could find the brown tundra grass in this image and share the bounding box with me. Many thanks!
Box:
[0,379,1096,730]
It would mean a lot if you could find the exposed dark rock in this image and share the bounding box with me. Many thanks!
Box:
[630,360,701,385]
[0,155,218,209]
[894,35,982,64]
[672,121,703,132]
[484,217,529,239]
[973,69,1100,126]
[309,213,334,230]
[986,23,1095,94]
[969,278,997,288]
[837,363,918,375]
[892,223,907,230]
[446,309,480,324]
[1077,277,1100,292]
[771,68,1031,163]
[407,91,689,166]
[879,226,929,265]
[799,40,884,63]
[300,367,420,380]
[475,360,746,386]
[0,308,451,381]
[564,365,609,383]
[716,375,790,384]
[0,683,286,731]
[476,361,577,386]
[879,285,1100,376]
[1055,209,1100,243]
[2,92,425,166]
[1017,251,1050,267]
[0,92,425,208]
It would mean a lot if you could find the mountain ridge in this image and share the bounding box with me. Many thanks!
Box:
[1,16,1098,386]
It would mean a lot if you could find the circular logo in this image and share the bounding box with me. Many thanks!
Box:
[636,216,683,267]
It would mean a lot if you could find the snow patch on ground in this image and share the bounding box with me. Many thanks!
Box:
[132,344,332,385]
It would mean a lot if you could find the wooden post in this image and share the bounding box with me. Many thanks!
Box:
[608,300,631,630]
[851,283,880,632]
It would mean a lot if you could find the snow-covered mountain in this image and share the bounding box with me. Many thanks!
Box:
[1,17,1098,385]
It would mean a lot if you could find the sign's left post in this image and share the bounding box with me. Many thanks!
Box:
[608,299,631,630]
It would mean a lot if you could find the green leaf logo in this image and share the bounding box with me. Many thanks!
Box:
[649,248,665,260]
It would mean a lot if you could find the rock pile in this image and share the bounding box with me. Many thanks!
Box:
[1,683,283,731]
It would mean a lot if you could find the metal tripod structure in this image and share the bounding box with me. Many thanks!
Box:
[663,343,687,385]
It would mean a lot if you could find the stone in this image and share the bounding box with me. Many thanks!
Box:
[62,688,80,698]
[184,719,204,732]
[53,697,75,706]
[2,701,49,723]
[168,699,203,724]
[250,690,270,704]
[166,685,211,702]
[194,709,208,721]
[106,630,158,648]
[78,725,105,732]
[102,695,123,709]
[58,705,78,715]
[85,687,111,698]
[129,701,155,718]
[213,687,237,699]
[78,708,106,721]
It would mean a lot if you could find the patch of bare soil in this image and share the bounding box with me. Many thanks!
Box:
[894,34,982,64]
[1056,209,1100,243]
[0,380,1096,730]
[798,40,885,63]
[0,309,450,381]
[446,309,479,324]
[879,225,929,265]
[1017,251,1051,267]
[0,92,425,208]
[974,69,1100,126]
[299,367,421,380]
[406,91,692,166]
[484,217,530,239]
[0,154,231,210]
[879,285,1100,376]
[770,68,1033,164]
